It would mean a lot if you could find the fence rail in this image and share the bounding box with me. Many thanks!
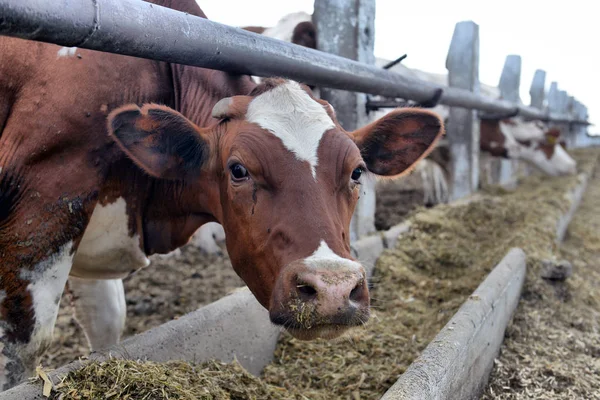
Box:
[0,0,589,125]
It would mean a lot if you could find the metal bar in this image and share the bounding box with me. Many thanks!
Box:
[381,54,407,70]
[0,0,588,125]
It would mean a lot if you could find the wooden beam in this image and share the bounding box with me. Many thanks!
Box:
[529,69,546,109]
[446,21,480,200]
[313,0,376,241]
[547,82,559,113]
[496,55,522,186]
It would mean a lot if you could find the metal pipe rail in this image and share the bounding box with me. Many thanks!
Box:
[0,0,588,125]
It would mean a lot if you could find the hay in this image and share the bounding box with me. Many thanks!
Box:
[45,149,599,399]
[48,358,293,400]
[483,148,600,399]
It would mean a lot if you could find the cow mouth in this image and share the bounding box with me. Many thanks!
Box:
[270,308,370,340]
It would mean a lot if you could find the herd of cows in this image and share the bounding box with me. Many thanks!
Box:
[0,0,578,392]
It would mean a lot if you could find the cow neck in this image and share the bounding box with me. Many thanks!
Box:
[120,67,254,256]
[105,0,257,255]
[170,64,256,128]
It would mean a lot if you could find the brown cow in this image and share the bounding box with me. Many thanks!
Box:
[0,0,444,390]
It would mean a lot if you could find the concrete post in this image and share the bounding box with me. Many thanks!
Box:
[574,101,590,148]
[446,21,480,200]
[547,82,559,113]
[522,68,547,176]
[529,69,546,110]
[496,55,522,186]
[313,0,376,241]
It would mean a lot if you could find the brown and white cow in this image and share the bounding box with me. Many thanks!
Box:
[0,1,444,390]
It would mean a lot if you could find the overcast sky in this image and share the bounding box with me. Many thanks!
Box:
[200,0,598,133]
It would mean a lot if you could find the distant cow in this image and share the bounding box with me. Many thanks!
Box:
[0,0,445,390]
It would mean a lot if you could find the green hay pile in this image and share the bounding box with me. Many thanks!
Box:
[44,149,599,399]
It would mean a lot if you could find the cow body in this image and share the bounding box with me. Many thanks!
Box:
[0,0,251,389]
[0,1,444,390]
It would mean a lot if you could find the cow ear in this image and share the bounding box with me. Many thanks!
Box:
[352,109,444,177]
[107,104,209,180]
[292,21,317,49]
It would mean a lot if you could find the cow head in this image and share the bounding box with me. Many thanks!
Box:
[107,78,444,340]
[480,118,577,176]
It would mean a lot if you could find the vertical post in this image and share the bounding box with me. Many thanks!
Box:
[546,82,562,146]
[581,104,590,147]
[547,82,559,113]
[574,101,589,148]
[496,55,522,186]
[566,95,576,147]
[523,69,547,176]
[529,69,546,109]
[313,0,376,241]
[446,21,480,200]
[556,90,571,147]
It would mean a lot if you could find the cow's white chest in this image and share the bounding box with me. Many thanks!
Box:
[71,197,149,279]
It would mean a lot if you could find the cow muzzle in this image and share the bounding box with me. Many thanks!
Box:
[269,258,370,340]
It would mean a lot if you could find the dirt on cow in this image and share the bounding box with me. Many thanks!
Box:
[483,149,600,399]
[43,149,600,399]
[42,242,243,369]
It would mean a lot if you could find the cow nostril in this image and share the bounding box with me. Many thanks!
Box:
[349,281,364,302]
[296,283,318,301]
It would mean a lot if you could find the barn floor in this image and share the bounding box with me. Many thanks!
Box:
[483,155,600,399]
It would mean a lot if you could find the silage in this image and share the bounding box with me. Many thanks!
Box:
[45,149,599,399]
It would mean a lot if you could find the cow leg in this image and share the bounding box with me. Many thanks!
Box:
[67,277,126,351]
[0,243,74,391]
[191,222,226,255]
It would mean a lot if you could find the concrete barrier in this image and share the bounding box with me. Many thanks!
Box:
[380,248,527,400]
[0,289,280,400]
[556,172,589,242]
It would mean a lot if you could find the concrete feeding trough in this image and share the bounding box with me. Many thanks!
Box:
[1,161,594,400]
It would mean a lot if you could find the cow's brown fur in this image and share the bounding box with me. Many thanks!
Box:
[0,0,255,389]
[480,120,510,158]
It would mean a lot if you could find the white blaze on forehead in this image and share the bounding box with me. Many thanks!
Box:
[303,240,363,272]
[57,47,77,58]
[246,81,335,178]
[500,118,546,142]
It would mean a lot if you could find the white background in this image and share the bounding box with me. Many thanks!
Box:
[201,0,599,134]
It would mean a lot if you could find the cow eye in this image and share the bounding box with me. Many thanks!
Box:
[351,167,364,182]
[230,163,249,182]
